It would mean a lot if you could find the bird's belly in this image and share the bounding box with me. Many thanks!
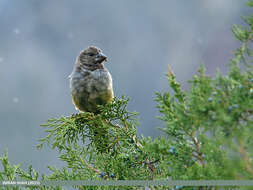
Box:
[70,69,113,112]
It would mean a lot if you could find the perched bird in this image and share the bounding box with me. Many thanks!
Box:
[69,46,114,113]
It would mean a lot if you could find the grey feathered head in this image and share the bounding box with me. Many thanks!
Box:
[77,46,107,70]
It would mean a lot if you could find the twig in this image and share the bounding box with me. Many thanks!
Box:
[191,135,205,168]
[79,155,101,175]
[104,119,120,128]
[123,118,129,132]
[238,140,253,177]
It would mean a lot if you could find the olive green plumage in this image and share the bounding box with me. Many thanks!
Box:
[69,46,114,113]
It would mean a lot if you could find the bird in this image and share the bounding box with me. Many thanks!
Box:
[69,46,114,113]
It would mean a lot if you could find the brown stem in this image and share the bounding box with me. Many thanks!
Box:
[238,140,253,177]
[191,135,205,168]
[174,121,205,168]
[79,155,101,175]
[104,119,120,128]
[123,118,129,132]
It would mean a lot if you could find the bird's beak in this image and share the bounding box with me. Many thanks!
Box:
[95,52,107,63]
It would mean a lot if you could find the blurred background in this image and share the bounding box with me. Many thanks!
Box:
[0,0,251,175]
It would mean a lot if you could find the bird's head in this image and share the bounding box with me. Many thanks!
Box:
[78,46,107,70]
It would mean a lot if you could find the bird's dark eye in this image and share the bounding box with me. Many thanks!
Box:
[88,53,95,56]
